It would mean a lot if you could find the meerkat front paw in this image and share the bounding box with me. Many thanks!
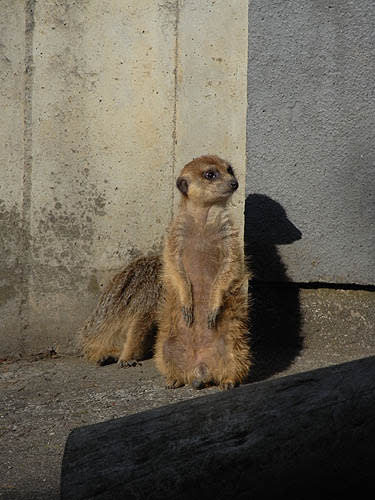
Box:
[97,356,117,366]
[182,305,194,327]
[165,378,184,389]
[219,381,236,391]
[207,307,221,329]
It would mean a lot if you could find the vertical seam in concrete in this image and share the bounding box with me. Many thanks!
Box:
[20,0,36,351]
[245,2,251,198]
[171,0,180,219]
[245,2,250,199]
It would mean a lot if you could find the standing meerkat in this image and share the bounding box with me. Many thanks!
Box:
[78,255,162,367]
[154,155,251,390]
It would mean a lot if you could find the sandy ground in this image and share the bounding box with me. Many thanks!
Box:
[1,326,374,500]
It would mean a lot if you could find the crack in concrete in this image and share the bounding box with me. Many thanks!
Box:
[20,0,36,353]
[171,0,180,220]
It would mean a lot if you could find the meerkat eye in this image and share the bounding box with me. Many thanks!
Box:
[227,165,234,176]
[203,170,217,180]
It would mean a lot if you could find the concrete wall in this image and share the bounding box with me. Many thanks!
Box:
[246,0,375,286]
[0,0,248,358]
[1,0,373,359]
[27,0,177,356]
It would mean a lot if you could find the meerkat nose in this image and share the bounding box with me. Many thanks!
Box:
[230,180,239,191]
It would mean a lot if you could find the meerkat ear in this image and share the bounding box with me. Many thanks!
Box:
[176,177,189,196]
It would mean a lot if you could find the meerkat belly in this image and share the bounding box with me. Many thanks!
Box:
[176,233,224,374]
[182,232,222,327]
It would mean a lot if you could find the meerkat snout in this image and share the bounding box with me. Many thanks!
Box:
[230,179,239,191]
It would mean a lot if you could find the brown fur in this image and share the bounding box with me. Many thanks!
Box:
[78,255,162,367]
[154,155,251,390]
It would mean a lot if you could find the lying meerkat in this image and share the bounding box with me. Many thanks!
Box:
[78,255,162,367]
[154,155,250,390]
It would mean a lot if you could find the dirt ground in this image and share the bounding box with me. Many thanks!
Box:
[1,323,374,500]
[1,355,215,500]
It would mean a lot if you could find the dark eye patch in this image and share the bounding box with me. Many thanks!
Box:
[203,170,218,180]
[227,165,234,176]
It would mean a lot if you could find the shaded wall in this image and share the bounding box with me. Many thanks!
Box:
[246,0,375,285]
[245,0,375,380]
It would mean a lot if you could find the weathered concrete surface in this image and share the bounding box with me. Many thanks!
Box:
[26,0,176,356]
[0,1,248,358]
[1,1,178,357]
[246,0,375,285]
[175,0,248,224]
[0,1,26,355]
[1,294,375,499]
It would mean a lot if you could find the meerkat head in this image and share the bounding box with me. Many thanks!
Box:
[176,155,239,206]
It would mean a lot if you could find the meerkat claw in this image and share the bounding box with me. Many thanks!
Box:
[182,306,194,327]
[207,308,220,329]
[220,382,236,391]
[118,359,140,368]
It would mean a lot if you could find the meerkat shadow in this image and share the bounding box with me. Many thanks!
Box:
[244,194,303,382]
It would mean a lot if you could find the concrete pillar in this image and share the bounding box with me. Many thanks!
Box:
[0,1,26,355]
[26,0,177,354]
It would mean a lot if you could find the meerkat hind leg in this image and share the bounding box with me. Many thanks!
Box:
[118,314,155,368]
